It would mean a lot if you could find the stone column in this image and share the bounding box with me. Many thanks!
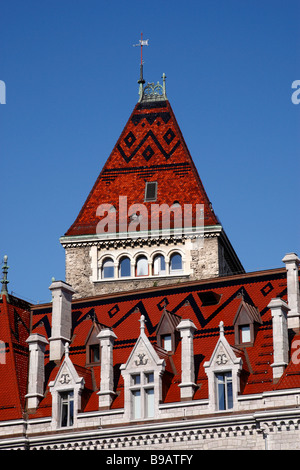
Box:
[97,329,117,409]
[25,334,48,410]
[268,298,290,381]
[177,319,197,400]
[282,253,300,329]
[49,280,76,362]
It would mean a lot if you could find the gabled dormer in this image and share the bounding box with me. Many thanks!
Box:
[49,343,85,429]
[204,321,243,412]
[156,308,181,353]
[120,315,165,421]
[233,297,262,346]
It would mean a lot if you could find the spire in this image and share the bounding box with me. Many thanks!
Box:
[133,33,148,99]
[0,255,9,302]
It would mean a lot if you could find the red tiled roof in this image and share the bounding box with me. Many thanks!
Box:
[0,295,31,420]
[65,99,219,237]
[29,267,299,418]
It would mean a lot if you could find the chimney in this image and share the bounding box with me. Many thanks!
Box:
[49,280,75,362]
[282,253,300,330]
[268,298,290,381]
[97,328,117,409]
[176,319,197,400]
[25,334,48,410]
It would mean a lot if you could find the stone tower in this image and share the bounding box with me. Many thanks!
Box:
[60,74,244,299]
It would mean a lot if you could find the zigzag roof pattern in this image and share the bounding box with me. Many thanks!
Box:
[65,99,219,237]
[28,267,300,419]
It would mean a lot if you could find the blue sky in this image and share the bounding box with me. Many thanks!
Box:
[0,0,299,304]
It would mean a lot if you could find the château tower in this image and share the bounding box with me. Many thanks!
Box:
[60,74,244,299]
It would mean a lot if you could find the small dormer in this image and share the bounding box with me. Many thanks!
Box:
[85,322,101,365]
[233,297,262,346]
[85,319,109,365]
[156,308,181,354]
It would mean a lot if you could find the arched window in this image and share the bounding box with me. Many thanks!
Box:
[101,257,114,279]
[119,256,131,277]
[153,254,166,276]
[136,255,148,277]
[170,253,182,272]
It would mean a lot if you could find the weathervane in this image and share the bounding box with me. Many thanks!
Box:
[133,33,149,96]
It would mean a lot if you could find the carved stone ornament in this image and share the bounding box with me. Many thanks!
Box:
[135,353,148,366]
[216,353,228,365]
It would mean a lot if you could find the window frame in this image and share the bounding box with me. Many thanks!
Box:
[169,252,183,273]
[135,255,149,277]
[101,257,114,279]
[215,371,233,411]
[144,181,157,202]
[153,254,166,276]
[119,256,131,278]
[59,390,74,428]
[130,371,155,420]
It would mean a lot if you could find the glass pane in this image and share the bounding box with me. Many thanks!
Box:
[216,374,225,411]
[90,344,100,362]
[102,258,114,278]
[241,325,251,343]
[132,390,141,419]
[145,388,154,418]
[153,255,166,275]
[69,399,74,426]
[136,256,148,276]
[226,379,233,409]
[132,374,141,385]
[61,402,68,427]
[162,334,172,352]
[119,257,131,277]
[170,253,182,271]
[145,372,154,383]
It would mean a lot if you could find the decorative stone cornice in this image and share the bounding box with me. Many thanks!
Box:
[59,225,223,249]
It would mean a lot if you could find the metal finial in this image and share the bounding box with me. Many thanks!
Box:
[133,33,149,98]
[0,255,9,301]
[219,321,224,336]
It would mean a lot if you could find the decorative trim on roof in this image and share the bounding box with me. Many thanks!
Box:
[139,74,167,103]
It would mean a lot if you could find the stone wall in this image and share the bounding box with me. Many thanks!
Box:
[63,235,229,299]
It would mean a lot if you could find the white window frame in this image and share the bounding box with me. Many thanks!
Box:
[215,371,233,411]
[130,372,155,419]
[153,254,166,276]
[119,256,131,278]
[169,252,183,273]
[101,257,114,279]
[59,390,74,427]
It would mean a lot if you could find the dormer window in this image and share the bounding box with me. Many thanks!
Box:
[233,298,262,347]
[145,182,157,201]
[156,309,181,354]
